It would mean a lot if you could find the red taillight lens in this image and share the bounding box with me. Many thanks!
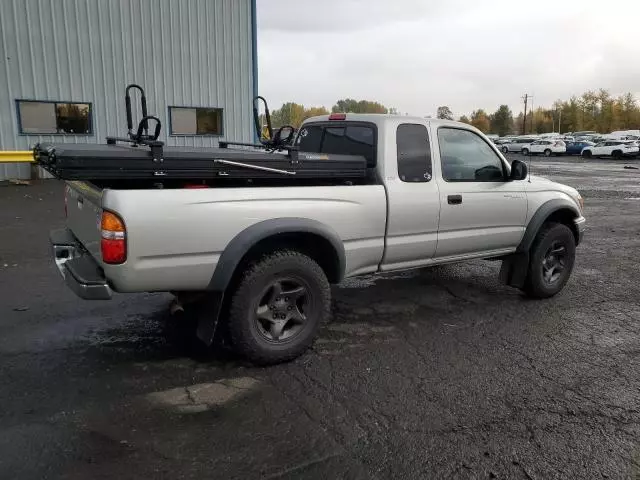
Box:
[329,113,346,120]
[101,211,127,264]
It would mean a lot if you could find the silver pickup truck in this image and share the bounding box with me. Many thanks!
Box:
[51,114,585,364]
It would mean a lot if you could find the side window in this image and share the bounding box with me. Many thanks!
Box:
[396,123,431,182]
[438,127,505,182]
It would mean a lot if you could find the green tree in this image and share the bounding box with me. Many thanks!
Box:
[303,106,330,121]
[458,115,471,124]
[271,102,306,128]
[489,105,514,136]
[470,109,490,133]
[437,106,454,120]
[332,98,388,114]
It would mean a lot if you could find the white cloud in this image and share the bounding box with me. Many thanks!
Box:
[257,0,640,117]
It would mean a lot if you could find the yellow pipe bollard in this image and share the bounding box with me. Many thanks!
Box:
[0,151,34,162]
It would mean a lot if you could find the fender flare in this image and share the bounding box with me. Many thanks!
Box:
[500,199,580,289]
[207,217,345,292]
[517,198,580,253]
[197,218,345,346]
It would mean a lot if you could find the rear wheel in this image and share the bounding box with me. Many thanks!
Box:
[544,149,552,157]
[523,223,576,299]
[582,150,592,158]
[227,250,330,365]
[522,148,529,156]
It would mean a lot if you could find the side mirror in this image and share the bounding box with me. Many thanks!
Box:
[510,159,528,181]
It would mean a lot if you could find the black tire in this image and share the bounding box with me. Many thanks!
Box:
[612,150,623,160]
[523,223,576,299]
[544,149,552,157]
[522,148,529,156]
[501,146,509,154]
[227,250,330,365]
[582,150,592,158]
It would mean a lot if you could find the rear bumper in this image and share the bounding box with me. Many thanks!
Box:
[50,228,112,300]
[574,217,586,245]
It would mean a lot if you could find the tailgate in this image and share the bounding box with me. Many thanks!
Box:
[65,181,103,263]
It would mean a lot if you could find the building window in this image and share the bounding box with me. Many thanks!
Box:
[169,107,223,135]
[16,100,92,135]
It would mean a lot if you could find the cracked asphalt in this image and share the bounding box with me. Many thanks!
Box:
[1,156,639,479]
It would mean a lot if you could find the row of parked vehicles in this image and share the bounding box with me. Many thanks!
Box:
[491,130,640,159]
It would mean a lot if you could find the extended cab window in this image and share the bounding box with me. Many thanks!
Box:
[438,127,505,182]
[396,123,431,182]
[296,124,376,167]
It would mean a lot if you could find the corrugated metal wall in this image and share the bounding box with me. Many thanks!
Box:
[0,0,255,179]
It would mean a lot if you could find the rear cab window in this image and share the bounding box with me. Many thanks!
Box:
[295,123,377,167]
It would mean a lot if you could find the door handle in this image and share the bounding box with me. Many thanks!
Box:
[448,194,462,205]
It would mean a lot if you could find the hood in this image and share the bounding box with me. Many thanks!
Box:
[526,174,580,198]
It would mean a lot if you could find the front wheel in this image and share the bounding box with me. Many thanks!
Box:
[523,223,576,298]
[501,146,509,154]
[227,250,330,365]
[582,150,592,158]
[522,148,529,156]
[544,149,552,157]
[612,150,623,160]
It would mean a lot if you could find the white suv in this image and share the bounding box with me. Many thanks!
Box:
[581,141,639,159]
[501,137,536,154]
[527,139,567,157]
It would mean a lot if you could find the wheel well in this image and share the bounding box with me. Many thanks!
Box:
[544,208,579,244]
[229,232,342,288]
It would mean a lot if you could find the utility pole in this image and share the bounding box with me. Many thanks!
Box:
[522,94,531,135]
[530,97,534,134]
[558,109,562,134]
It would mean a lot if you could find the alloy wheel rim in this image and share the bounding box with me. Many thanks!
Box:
[542,241,567,285]
[254,278,309,342]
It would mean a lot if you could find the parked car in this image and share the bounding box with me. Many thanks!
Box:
[565,141,595,155]
[43,115,585,365]
[581,140,640,159]
[500,137,537,154]
[528,139,567,156]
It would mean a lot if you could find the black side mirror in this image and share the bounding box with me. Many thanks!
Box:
[510,159,528,181]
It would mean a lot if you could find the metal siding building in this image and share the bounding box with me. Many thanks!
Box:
[0,0,257,179]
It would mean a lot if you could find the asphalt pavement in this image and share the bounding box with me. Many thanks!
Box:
[1,156,639,479]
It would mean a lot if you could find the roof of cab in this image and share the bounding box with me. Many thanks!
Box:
[301,113,482,133]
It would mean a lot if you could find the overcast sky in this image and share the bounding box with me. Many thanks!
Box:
[257,0,640,118]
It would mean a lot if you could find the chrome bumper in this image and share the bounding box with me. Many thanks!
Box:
[50,229,112,300]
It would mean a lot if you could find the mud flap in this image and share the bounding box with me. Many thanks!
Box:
[499,252,529,288]
[195,291,225,346]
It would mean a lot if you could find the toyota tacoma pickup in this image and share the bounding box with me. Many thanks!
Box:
[48,114,585,364]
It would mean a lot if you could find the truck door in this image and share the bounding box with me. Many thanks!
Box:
[380,122,441,271]
[433,126,527,259]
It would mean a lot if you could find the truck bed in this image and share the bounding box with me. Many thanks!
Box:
[33,142,368,183]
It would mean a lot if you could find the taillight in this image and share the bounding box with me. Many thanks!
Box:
[329,113,346,120]
[101,211,127,264]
